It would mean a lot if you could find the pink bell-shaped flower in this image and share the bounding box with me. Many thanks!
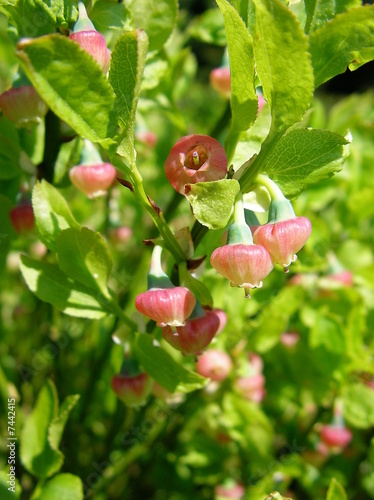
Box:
[196,349,232,381]
[70,2,111,72]
[164,134,227,194]
[210,66,231,98]
[9,201,35,234]
[320,425,352,450]
[215,481,245,499]
[235,373,266,403]
[135,286,196,328]
[111,358,153,407]
[0,85,48,127]
[69,140,116,198]
[162,309,220,356]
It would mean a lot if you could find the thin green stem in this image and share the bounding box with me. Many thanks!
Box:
[254,173,285,201]
[232,191,246,225]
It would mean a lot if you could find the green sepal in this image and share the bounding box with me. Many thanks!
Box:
[147,271,174,290]
[73,2,96,32]
[244,209,260,227]
[120,358,142,377]
[268,198,295,223]
[227,222,253,245]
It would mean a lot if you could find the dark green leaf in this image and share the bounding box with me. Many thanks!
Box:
[16,35,118,148]
[20,256,110,319]
[56,227,112,300]
[310,6,374,88]
[264,128,348,198]
[32,180,80,252]
[133,333,207,393]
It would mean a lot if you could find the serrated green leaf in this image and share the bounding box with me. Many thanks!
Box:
[16,35,118,148]
[343,383,374,429]
[56,227,112,300]
[264,128,348,198]
[310,6,374,88]
[127,0,177,52]
[0,117,21,179]
[133,333,207,393]
[3,0,56,38]
[0,470,21,499]
[216,0,257,134]
[32,180,80,252]
[185,179,240,230]
[20,256,109,319]
[253,0,314,137]
[109,30,148,164]
[89,0,132,35]
[38,474,83,500]
[326,478,348,500]
[20,380,62,479]
[304,0,361,33]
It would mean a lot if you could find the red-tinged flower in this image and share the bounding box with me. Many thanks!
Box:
[135,129,158,147]
[162,309,220,356]
[111,372,153,407]
[0,86,48,127]
[210,243,273,298]
[9,203,35,234]
[211,308,227,335]
[253,217,312,270]
[164,134,227,194]
[196,349,232,381]
[109,226,133,245]
[215,482,245,499]
[235,373,265,403]
[70,31,110,72]
[320,424,352,450]
[210,67,231,98]
[135,286,196,327]
[280,331,300,348]
[69,163,116,198]
[329,270,354,287]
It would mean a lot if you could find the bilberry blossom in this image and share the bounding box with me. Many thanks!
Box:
[164,135,227,194]
[10,201,34,234]
[111,358,153,407]
[210,66,231,98]
[196,349,232,381]
[0,85,48,127]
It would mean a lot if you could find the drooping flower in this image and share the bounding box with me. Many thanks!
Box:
[164,134,227,194]
[162,309,220,356]
[210,66,231,98]
[320,425,352,450]
[111,358,153,407]
[9,202,35,234]
[196,349,232,381]
[235,373,266,403]
[0,86,48,127]
[70,2,111,72]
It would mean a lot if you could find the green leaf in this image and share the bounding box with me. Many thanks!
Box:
[38,474,83,500]
[185,179,240,230]
[0,470,21,499]
[310,6,374,88]
[0,195,16,276]
[187,8,226,46]
[127,0,178,52]
[48,394,80,451]
[89,0,132,35]
[109,30,148,164]
[32,180,80,252]
[56,227,112,300]
[20,256,110,319]
[264,128,348,198]
[216,0,257,134]
[326,478,348,500]
[3,0,56,38]
[20,380,61,479]
[304,0,361,33]
[53,137,82,185]
[252,0,314,137]
[133,333,207,393]
[179,266,213,308]
[16,35,117,148]
[343,383,374,429]
[0,117,21,179]
[309,315,345,354]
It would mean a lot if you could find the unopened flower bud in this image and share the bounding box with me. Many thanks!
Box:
[111,372,153,407]
[69,163,117,198]
[164,134,227,194]
[210,66,231,98]
[162,309,220,356]
[196,349,232,381]
[320,424,352,450]
[0,86,48,127]
[9,202,35,234]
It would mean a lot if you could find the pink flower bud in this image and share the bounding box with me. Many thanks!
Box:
[9,203,35,233]
[135,130,158,147]
[111,372,153,407]
[215,482,245,499]
[257,94,266,112]
[329,271,354,287]
[109,226,133,245]
[164,135,227,194]
[248,352,264,374]
[211,308,227,335]
[320,424,352,450]
[135,286,196,327]
[210,67,231,98]
[253,217,312,269]
[0,86,48,127]
[196,349,232,381]
[210,243,274,297]
[280,331,300,348]
[70,30,110,72]
[69,163,117,198]
[162,309,220,356]
[235,373,266,403]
